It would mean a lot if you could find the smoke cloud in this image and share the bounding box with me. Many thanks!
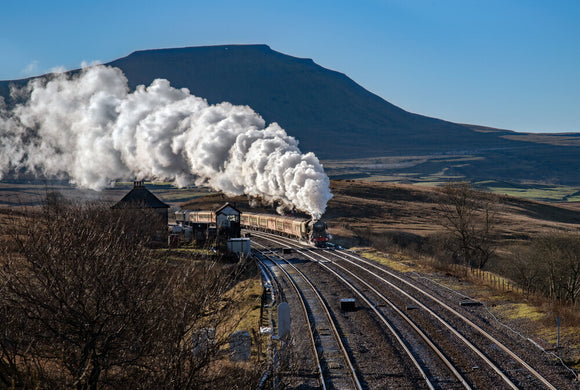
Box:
[0,65,333,219]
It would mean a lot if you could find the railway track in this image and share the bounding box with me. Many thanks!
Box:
[253,244,363,390]
[253,233,475,389]
[250,230,567,389]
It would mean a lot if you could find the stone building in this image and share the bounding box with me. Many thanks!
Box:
[112,181,169,244]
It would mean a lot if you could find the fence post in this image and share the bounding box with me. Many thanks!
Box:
[557,317,561,349]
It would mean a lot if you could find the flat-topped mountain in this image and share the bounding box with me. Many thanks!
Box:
[1,44,579,184]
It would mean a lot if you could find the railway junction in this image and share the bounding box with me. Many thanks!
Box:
[249,230,578,390]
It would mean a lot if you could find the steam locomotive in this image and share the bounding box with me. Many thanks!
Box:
[239,212,330,247]
[310,219,330,247]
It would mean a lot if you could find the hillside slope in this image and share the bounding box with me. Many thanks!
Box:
[105,45,521,158]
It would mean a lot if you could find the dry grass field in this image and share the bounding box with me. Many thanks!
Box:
[181,179,580,246]
[4,179,579,241]
[329,180,580,243]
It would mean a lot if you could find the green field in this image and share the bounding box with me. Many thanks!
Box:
[322,156,580,203]
[474,180,580,202]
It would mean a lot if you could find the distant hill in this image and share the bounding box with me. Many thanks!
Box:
[1,44,579,185]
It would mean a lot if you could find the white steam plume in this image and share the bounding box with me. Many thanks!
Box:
[0,65,333,219]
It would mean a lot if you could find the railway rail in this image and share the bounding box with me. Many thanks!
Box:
[253,244,363,390]
[250,230,567,389]
[253,233,477,389]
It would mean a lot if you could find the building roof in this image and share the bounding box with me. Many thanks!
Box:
[215,203,241,215]
[112,181,169,209]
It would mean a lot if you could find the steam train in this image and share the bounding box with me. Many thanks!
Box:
[184,210,330,247]
[239,212,330,247]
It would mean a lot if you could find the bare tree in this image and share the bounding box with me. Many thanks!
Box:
[0,200,261,389]
[508,246,543,297]
[530,233,580,305]
[436,182,499,269]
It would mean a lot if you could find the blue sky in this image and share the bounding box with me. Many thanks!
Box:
[2,0,579,133]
